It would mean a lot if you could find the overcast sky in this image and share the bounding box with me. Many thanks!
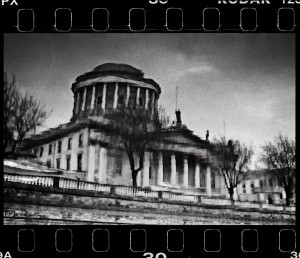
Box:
[4,33,295,154]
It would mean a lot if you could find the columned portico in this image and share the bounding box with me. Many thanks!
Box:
[98,147,107,183]
[136,87,140,107]
[113,83,119,108]
[125,85,130,107]
[195,162,200,188]
[82,87,87,111]
[171,154,177,185]
[145,89,149,109]
[183,156,188,187]
[142,151,150,187]
[87,145,95,182]
[91,85,95,109]
[76,92,80,114]
[102,83,107,110]
[157,152,163,185]
[206,166,212,196]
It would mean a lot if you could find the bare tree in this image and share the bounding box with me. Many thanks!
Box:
[261,134,295,206]
[108,105,169,187]
[3,73,19,151]
[3,73,50,155]
[213,137,254,201]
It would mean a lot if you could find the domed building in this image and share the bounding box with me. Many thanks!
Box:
[22,63,227,196]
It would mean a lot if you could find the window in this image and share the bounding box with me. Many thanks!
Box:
[48,144,52,155]
[97,96,102,106]
[66,155,71,170]
[149,166,152,179]
[259,179,264,188]
[68,138,72,150]
[118,96,124,105]
[46,160,51,168]
[56,158,60,169]
[268,178,273,187]
[139,97,144,107]
[242,183,246,193]
[200,171,206,188]
[79,134,83,148]
[115,153,122,175]
[39,147,44,157]
[211,172,215,189]
[250,181,255,193]
[58,141,62,153]
[77,153,83,171]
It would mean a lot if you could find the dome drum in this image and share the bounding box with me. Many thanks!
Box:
[70,63,161,122]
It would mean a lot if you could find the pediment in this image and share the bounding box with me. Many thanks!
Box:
[159,131,207,148]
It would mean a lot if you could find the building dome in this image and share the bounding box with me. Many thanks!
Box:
[92,63,144,77]
[70,63,161,123]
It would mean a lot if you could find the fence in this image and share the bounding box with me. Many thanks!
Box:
[3,172,295,212]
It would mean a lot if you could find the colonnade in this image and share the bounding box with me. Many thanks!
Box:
[87,145,212,196]
[75,83,158,114]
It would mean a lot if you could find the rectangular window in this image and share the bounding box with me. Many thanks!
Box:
[242,183,246,194]
[115,152,122,175]
[46,160,51,168]
[259,179,264,188]
[211,172,216,189]
[77,153,83,171]
[200,171,206,188]
[56,158,60,169]
[268,178,273,187]
[97,96,102,106]
[58,141,62,153]
[66,155,71,170]
[48,144,52,155]
[250,181,255,193]
[79,134,83,148]
[39,147,44,157]
[68,138,72,150]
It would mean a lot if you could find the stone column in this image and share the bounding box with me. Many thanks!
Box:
[136,171,141,187]
[157,152,163,185]
[82,87,87,111]
[183,156,189,187]
[91,85,95,109]
[142,151,150,187]
[87,145,95,182]
[113,83,119,108]
[151,92,155,114]
[98,147,107,183]
[195,162,200,188]
[145,89,149,110]
[206,166,212,196]
[76,92,80,114]
[125,85,130,107]
[102,83,107,110]
[171,154,177,185]
[136,87,140,107]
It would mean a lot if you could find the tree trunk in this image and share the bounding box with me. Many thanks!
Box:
[285,186,291,207]
[228,187,235,205]
[132,170,138,188]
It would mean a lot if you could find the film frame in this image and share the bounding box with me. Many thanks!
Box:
[1,0,298,257]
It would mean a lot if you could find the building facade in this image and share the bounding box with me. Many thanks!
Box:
[23,63,227,196]
[237,170,295,205]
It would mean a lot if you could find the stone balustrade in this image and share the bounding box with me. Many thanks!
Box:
[3,172,295,212]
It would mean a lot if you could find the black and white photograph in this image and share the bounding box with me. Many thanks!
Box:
[3,33,295,225]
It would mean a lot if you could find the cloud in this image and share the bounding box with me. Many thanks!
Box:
[187,64,215,74]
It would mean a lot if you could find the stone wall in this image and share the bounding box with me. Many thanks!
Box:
[4,182,295,225]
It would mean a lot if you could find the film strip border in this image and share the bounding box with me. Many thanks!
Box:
[0,226,297,257]
[2,4,300,32]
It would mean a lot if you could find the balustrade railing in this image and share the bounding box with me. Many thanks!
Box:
[3,172,295,212]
